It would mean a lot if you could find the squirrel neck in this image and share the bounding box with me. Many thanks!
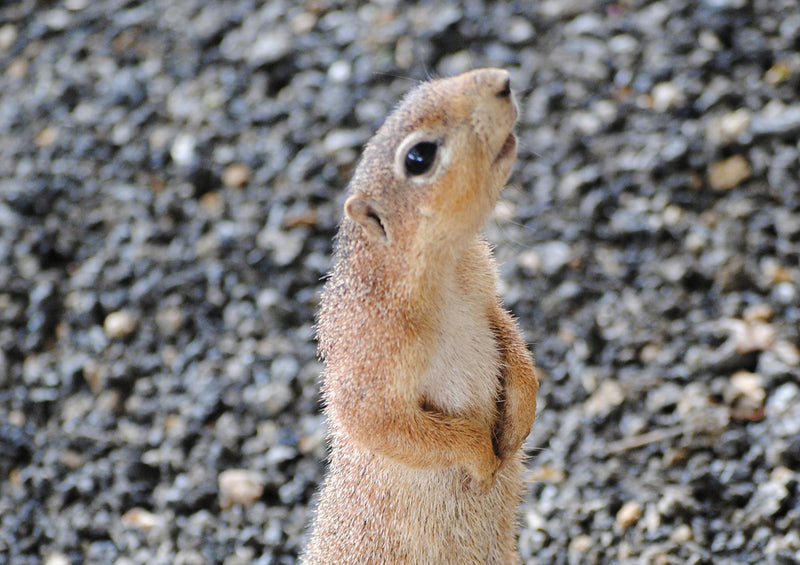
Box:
[356,229,475,308]
[318,226,485,366]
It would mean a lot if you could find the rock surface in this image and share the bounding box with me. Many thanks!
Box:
[1,0,799,563]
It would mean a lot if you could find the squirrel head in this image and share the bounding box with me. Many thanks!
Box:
[342,68,518,259]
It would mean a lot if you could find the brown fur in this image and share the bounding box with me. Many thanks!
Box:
[302,69,539,564]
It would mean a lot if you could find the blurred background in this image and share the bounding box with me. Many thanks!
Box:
[1,1,799,563]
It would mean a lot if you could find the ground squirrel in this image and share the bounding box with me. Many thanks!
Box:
[302,68,539,564]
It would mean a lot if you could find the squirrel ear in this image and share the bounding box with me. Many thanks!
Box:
[345,194,389,242]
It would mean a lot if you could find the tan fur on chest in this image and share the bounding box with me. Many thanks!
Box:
[420,241,501,426]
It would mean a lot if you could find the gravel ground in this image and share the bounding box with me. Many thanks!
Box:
[1,1,799,564]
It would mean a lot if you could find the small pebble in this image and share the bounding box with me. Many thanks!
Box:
[767,382,799,414]
[528,465,566,484]
[643,503,661,534]
[773,281,797,304]
[289,12,317,34]
[724,371,765,411]
[744,478,790,525]
[395,36,414,68]
[760,258,793,284]
[222,163,251,188]
[248,31,292,66]
[35,127,58,148]
[155,306,185,335]
[103,310,138,339]
[0,24,17,51]
[175,549,206,565]
[298,426,326,456]
[750,101,800,136]
[722,318,777,354]
[743,303,773,322]
[170,133,197,167]
[568,534,593,553]
[223,546,256,565]
[64,0,89,9]
[44,554,70,565]
[772,340,800,366]
[669,523,694,543]
[651,82,685,112]
[503,17,535,44]
[265,444,298,466]
[615,500,643,531]
[708,155,751,190]
[706,108,752,146]
[218,469,265,509]
[518,249,542,276]
[121,507,160,530]
[323,129,367,153]
[246,381,293,416]
[764,61,791,84]
[584,380,625,418]
[536,241,572,276]
[327,60,352,83]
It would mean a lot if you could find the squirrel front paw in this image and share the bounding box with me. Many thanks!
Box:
[464,454,501,494]
[466,471,494,494]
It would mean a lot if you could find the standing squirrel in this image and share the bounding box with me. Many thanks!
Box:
[302,68,539,564]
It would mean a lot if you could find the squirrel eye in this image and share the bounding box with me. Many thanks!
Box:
[404,142,438,176]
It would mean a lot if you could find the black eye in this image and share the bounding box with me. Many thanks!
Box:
[404,142,438,176]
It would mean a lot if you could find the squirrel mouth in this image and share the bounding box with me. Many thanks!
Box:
[493,133,517,165]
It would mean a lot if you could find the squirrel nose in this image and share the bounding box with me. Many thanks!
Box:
[496,77,512,98]
[472,68,511,98]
